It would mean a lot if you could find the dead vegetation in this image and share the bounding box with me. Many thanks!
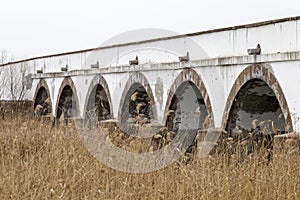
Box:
[0,117,300,199]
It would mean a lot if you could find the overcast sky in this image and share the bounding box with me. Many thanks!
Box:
[0,0,299,59]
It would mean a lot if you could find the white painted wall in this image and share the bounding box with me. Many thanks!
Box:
[271,61,300,132]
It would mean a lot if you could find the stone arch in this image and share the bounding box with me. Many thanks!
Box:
[222,64,293,133]
[55,77,80,119]
[118,71,157,124]
[163,68,214,127]
[83,74,113,120]
[32,79,52,115]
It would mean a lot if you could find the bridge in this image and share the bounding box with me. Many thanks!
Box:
[1,16,300,136]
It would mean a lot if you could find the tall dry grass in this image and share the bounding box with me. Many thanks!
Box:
[0,117,299,199]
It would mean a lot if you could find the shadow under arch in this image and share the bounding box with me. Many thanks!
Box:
[83,74,113,120]
[32,79,52,115]
[118,71,158,125]
[222,64,293,133]
[163,68,215,128]
[55,77,80,119]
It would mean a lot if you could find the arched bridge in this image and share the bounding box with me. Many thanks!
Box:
[1,16,300,136]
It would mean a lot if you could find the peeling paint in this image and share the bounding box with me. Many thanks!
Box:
[155,77,164,110]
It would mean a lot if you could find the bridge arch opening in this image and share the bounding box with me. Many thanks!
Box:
[34,87,51,116]
[223,65,293,139]
[56,85,78,119]
[166,81,209,133]
[86,84,111,121]
[163,68,214,128]
[225,78,286,136]
[120,82,154,125]
[33,79,52,117]
[118,72,157,127]
[159,69,214,154]
[84,74,113,122]
[55,77,80,122]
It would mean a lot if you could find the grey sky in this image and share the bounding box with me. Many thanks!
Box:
[0,0,299,59]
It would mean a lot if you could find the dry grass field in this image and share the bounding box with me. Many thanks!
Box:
[0,116,300,199]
